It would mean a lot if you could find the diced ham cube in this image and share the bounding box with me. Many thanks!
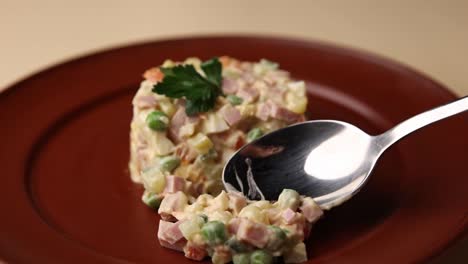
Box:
[268,86,286,101]
[222,78,238,94]
[184,243,207,261]
[164,175,186,194]
[169,107,200,143]
[228,218,241,234]
[219,104,242,126]
[255,102,271,121]
[241,72,255,84]
[269,102,304,123]
[143,67,164,83]
[236,86,259,103]
[158,220,186,248]
[134,95,157,108]
[158,192,188,220]
[159,238,186,252]
[228,192,247,214]
[236,218,269,248]
[282,208,296,224]
[300,197,323,223]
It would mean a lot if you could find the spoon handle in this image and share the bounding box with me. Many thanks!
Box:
[375,96,468,150]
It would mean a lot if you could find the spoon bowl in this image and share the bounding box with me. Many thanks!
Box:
[223,96,467,209]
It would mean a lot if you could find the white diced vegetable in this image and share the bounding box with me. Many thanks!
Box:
[201,113,229,134]
[239,205,269,224]
[284,243,307,263]
[179,215,205,240]
[141,167,166,194]
[277,189,300,211]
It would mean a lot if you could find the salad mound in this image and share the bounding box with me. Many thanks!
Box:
[129,57,323,263]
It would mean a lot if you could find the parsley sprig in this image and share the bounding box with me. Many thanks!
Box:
[152,58,223,116]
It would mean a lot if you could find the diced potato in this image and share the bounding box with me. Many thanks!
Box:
[188,133,213,154]
[288,81,306,95]
[162,59,175,68]
[141,167,166,194]
[283,243,307,263]
[236,104,256,117]
[184,57,202,67]
[206,191,229,212]
[159,100,176,117]
[173,164,190,179]
[152,132,175,155]
[179,123,196,138]
[250,200,272,210]
[209,211,233,224]
[179,215,205,240]
[239,205,269,224]
[277,189,300,211]
[185,202,205,214]
[285,93,307,114]
[201,113,229,134]
[253,59,279,76]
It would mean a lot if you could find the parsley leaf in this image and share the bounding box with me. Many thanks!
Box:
[152,58,223,116]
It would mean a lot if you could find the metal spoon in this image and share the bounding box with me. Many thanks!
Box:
[223,96,468,209]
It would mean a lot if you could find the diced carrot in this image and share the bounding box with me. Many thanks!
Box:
[143,67,164,83]
[219,56,232,68]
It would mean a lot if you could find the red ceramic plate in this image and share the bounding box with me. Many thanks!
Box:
[0,36,466,264]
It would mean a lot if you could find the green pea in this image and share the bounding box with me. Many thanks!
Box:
[159,156,180,172]
[142,192,162,209]
[146,111,169,131]
[247,128,263,142]
[227,95,243,105]
[233,253,250,264]
[225,237,248,253]
[250,250,272,264]
[201,221,227,245]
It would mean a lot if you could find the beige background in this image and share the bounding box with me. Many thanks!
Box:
[1,0,467,263]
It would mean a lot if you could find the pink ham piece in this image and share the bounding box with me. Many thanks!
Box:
[222,78,238,94]
[158,220,186,251]
[158,192,187,220]
[236,218,269,248]
[300,197,323,223]
[134,95,157,108]
[269,102,304,123]
[255,102,271,121]
[236,86,259,103]
[184,243,207,261]
[219,104,242,126]
[164,175,186,194]
[281,208,296,224]
[227,193,247,214]
[228,218,241,234]
[159,238,186,252]
[169,107,199,143]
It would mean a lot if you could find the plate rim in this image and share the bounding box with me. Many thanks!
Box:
[0,34,465,263]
